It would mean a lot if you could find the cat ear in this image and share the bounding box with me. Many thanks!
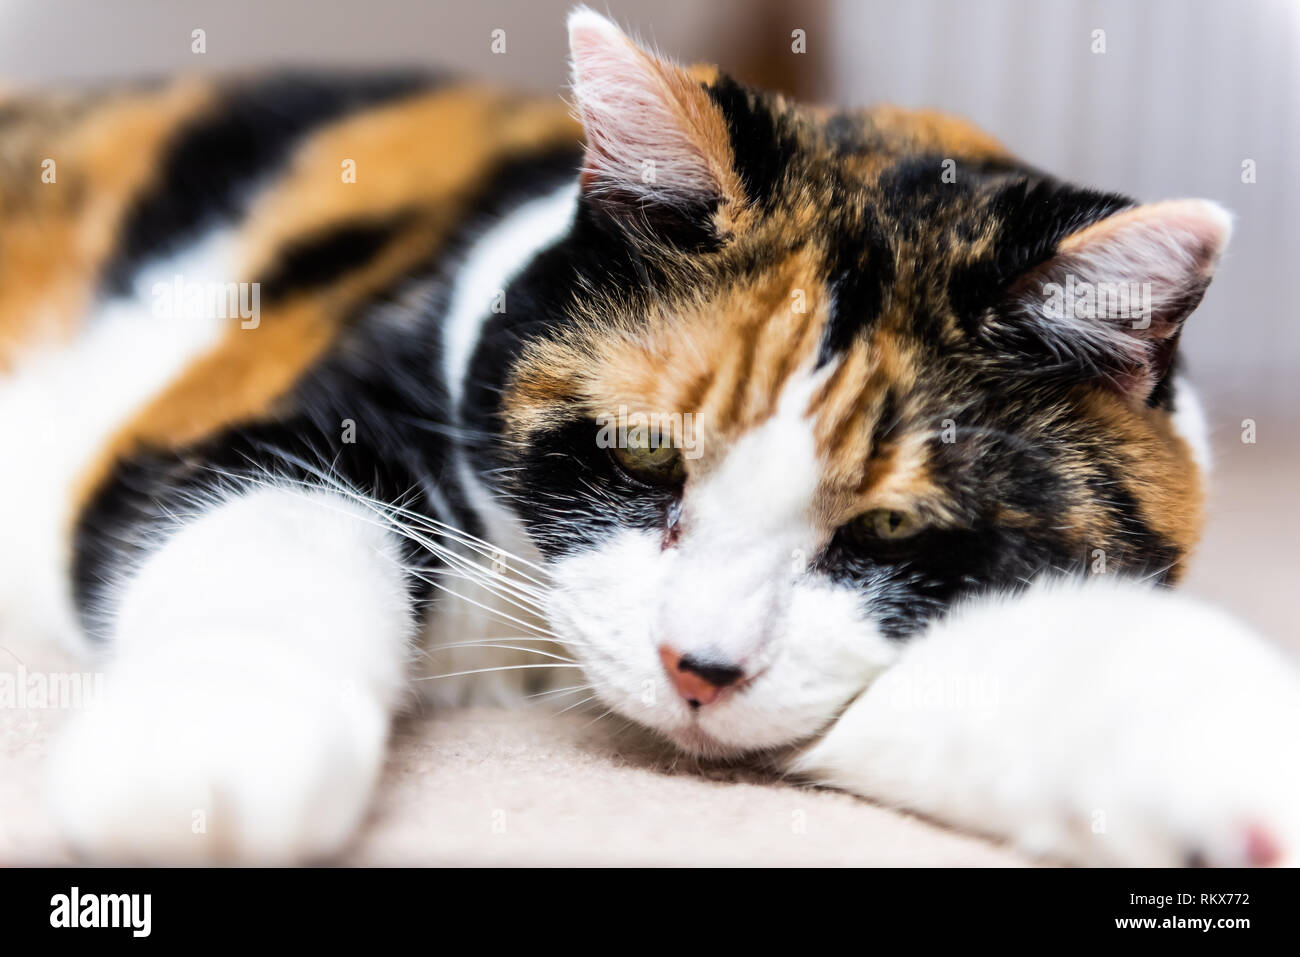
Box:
[567,8,740,219]
[1001,199,1231,402]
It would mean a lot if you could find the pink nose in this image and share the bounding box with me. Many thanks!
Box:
[658,646,744,708]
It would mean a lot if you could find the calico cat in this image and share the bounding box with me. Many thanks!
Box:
[2,7,1298,865]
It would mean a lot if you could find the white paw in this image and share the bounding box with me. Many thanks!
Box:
[791,578,1300,866]
[47,636,388,863]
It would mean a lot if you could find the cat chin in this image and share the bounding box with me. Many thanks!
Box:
[610,684,842,759]
[643,716,803,761]
[655,724,750,760]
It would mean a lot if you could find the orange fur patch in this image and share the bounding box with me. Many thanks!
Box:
[865,105,1011,162]
[1081,388,1205,576]
[0,81,212,367]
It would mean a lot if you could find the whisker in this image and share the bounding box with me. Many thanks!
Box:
[528,683,594,700]
[425,640,575,663]
[431,635,573,649]
[384,506,552,584]
[406,569,559,639]
[211,458,551,587]
[414,663,581,681]
[421,562,549,618]
[554,693,600,716]
[577,706,617,732]
[206,476,557,637]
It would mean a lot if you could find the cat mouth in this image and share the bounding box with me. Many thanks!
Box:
[651,681,852,760]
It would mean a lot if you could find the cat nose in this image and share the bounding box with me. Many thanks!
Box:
[657,645,744,708]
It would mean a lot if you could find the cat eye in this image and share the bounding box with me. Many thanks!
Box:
[609,431,686,487]
[856,508,925,541]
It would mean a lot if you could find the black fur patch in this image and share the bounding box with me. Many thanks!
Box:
[101,71,434,295]
[257,211,417,306]
[818,210,895,363]
[706,75,798,209]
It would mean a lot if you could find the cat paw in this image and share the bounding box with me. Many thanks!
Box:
[1013,779,1300,867]
[1013,593,1300,867]
[791,578,1300,867]
[46,640,388,863]
[1054,747,1300,867]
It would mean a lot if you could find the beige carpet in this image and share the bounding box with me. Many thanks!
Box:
[2,423,1294,866]
[0,634,1024,866]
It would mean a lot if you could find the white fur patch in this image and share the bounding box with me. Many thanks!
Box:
[0,227,236,651]
[441,181,578,410]
[1171,375,1212,473]
[48,484,414,862]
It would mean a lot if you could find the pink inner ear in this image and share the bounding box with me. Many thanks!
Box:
[1006,198,1232,400]
[1053,198,1230,343]
[567,9,720,207]
[1057,198,1232,292]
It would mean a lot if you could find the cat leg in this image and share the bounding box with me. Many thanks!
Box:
[788,577,1300,866]
[47,484,416,862]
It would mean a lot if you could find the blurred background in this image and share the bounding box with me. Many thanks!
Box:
[2,0,1296,638]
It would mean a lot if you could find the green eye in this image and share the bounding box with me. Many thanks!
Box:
[611,432,685,486]
[858,508,924,541]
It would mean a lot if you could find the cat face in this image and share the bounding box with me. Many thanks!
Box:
[496,10,1227,757]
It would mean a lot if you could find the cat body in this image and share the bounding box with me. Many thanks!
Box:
[2,9,1297,865]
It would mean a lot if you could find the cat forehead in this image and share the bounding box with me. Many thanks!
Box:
[504,255,956,513]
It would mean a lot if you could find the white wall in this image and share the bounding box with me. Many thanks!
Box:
[0,0,750,91]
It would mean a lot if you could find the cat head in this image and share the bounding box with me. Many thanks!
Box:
[495,9,1229,757]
